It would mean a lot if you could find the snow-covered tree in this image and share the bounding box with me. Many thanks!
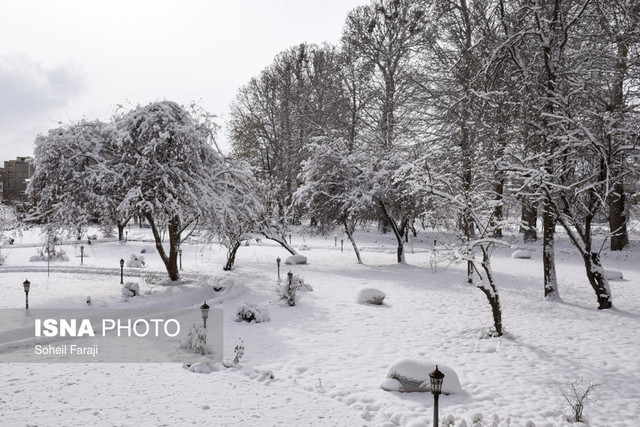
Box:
[114,100,246,281]
[294,136,371,264]
[28,120,129,238]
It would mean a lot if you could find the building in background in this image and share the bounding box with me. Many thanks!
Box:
[2,157,35,205]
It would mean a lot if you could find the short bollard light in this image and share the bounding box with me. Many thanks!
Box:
[179,248,183,270]
[23,279,31,309]
[80,245,85,265]
[276,256,281,282]
[120,258,125,284]
[334,235,337,246]
[430,365,445,427]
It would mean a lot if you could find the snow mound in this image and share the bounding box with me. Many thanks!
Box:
[285,254,307,265]
[236,302,270,323]
[605,270,623,281]
[121,282,140,297]
[356,288,386,305]
[382,359,462,394]
[185,361,221,374]
[511,250,531,259]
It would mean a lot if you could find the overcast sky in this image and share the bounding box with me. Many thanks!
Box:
[0,0,366,161]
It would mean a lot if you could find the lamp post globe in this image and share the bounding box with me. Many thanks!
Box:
[429,365,445,427]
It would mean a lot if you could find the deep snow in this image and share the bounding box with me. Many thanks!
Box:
[1,225,639,426]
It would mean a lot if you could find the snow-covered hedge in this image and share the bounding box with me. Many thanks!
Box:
[285,254,307,265]
[380,359,462,394]
[180,324,212,356]
[356,288,386,305]
[236,302,270,323]
[121,282,140,298]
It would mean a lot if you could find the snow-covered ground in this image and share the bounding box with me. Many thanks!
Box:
[1,226,639,426]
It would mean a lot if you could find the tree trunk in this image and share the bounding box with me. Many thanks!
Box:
[145,213,180,281]
[477,246,503,337]
[520,199,538,242]
[224,241,241,271]
[492,178,505,238]
[609,180,628,251]
[378,201,405,263]
[542,200,559,300]
[343,219,363,264]
[261,232,298,255]
[582,252,613,309]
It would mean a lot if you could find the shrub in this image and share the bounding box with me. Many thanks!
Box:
[278,272,307,306]
[180,323,212,356]
[236,302,270,323]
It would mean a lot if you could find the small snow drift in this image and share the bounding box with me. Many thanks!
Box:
[236,302,270,323]
[285,254,307,265]
[511,250,531,259]
[605,270,624,281]
[381,359,462,394]
[356,288,386,305]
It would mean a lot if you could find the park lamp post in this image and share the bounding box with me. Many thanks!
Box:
[23,279,30,309]
[80,245,84,265]
[430,366,445,427]
[201,301,210,329]
[276,256,281,282]
[179,248,183,270]
[120,258,125,284]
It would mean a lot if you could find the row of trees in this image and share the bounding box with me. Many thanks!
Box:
[229,0,640,326]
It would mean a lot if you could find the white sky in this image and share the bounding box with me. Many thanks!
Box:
[0,0,366,160]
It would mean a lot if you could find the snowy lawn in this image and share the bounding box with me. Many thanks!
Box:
[1,227,639,426]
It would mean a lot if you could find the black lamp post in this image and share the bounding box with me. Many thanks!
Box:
[179,248,183,270]
[341,239,344,252]
[334,235,337,247]
[430,365,445,427]
[80,245,84,265]
[201,301,210,331]
[276,256,281,282]
[23,279,30,309]
[119,258,125,284]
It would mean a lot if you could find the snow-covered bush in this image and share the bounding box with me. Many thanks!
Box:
[121,282,140,298]
[30,247,69,262]
[284,254,307,265]
[126,254,146,268]
[298,244,311,251]
[356,288,386,305]
[180,323,212,356]
[442,413,515,426]
[380,359,462,394]
[556,378,598,424]
[233,337,244,364]
[278,272,308,306]
[236,302,270,323]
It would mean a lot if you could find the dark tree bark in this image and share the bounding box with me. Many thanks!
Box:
[520,199,538,242]
[145,213,180,281]
[224,241,242,271]
[542,200,559,300]
[609,181,629,251]
[343,218,363,264]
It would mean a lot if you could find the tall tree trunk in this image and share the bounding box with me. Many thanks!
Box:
[145,213,180,281]
[343,219,363,264]
[224,241,241,271]
[378,201,405,263]
[542,200,559,300]
[520,198,538,242]
[582,251,612,309]
[609,180,629,251]
[476,245,503,337]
